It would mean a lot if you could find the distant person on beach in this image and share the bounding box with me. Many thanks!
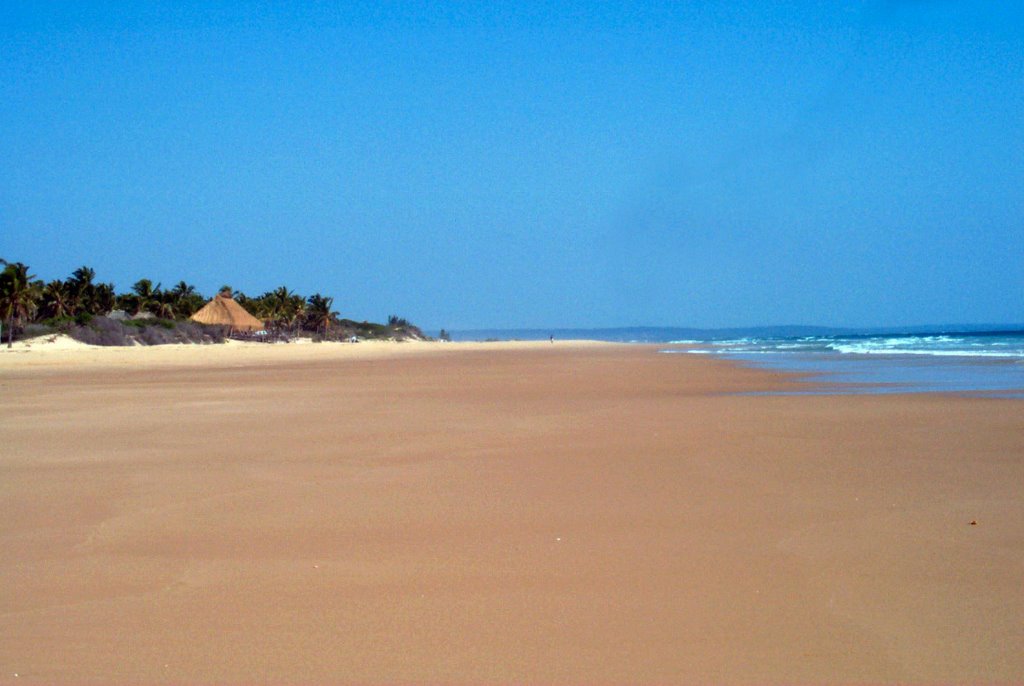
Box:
[550,335,554,343]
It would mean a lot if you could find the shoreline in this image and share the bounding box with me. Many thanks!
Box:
[5,333,1024,399]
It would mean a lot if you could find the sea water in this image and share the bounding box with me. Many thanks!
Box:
[661,331,1024,396]
[447,327,1024,396]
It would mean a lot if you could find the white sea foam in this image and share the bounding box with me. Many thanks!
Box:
[665,332,1024,360]
[830,344,1022,358]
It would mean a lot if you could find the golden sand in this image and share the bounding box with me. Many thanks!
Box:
[1,341,1021,683]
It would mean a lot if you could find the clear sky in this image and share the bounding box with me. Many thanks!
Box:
[2,1,1022,329]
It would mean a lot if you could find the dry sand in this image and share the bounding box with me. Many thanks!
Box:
[0,341,1022,683]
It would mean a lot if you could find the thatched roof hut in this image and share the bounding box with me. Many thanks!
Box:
[190,292,264,332]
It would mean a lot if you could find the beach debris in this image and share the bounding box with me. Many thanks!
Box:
[970,520,978,526]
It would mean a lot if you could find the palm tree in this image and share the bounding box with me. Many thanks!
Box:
[272,286,293,304]
[169,281,201,318]
[268,286,290,326]
[71,266,95,286]
[285,293,306,335]
[257,286,297,330]
[128,279,159,316]
[40,280,74,319]
[93,282,116,315]
[152,289,176,320]
[0,260,41,347]
[233,290,253,311]
[69,265,97,314]
[250,292,277,321]
[170,281,195,299]
[305,293,338,336]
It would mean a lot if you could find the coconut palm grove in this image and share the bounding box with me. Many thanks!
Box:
[0,259,428,347]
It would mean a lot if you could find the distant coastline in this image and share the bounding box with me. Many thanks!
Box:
[446,323,1024,343]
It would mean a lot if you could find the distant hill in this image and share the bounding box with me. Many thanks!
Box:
[446,324,1024,343]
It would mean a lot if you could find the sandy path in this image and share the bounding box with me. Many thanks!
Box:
[1,344,1021,683]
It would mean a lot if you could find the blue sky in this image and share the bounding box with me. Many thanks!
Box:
[2,1,1021,329]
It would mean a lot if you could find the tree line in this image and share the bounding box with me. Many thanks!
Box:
[0,259,417,347]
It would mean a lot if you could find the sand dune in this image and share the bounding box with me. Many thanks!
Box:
[1,343,1021,683]
[0,335,607,371]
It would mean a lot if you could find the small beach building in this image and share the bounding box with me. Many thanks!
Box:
[190,291,265,333]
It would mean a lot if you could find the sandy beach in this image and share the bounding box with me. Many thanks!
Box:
[0,340,1021,684]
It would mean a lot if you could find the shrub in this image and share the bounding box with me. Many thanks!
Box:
[139,326,174,345]
[40,316,74,330]
[22,323,58,339]
[68,316,129,346]
[387,315,411,328]
[63,316,226,346]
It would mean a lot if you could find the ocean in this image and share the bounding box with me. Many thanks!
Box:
[448,327,1024,396]
[662,331,1024,396]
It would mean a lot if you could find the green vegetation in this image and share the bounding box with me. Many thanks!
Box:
[0,260,41,348]
[0,259,429,346]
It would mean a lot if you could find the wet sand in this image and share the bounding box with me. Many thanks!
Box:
[1,342,1022,683]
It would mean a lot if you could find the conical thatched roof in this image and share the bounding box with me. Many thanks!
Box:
[190,293,264,332]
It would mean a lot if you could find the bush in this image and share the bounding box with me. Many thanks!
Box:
[123,317,175,329]
[178,322,225,344]
[138,326,174,345]
[387,315,411,328]
[21,323,59,339]
[64,316,225,346]
[69,316,129,346]
[40,316,74,330]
